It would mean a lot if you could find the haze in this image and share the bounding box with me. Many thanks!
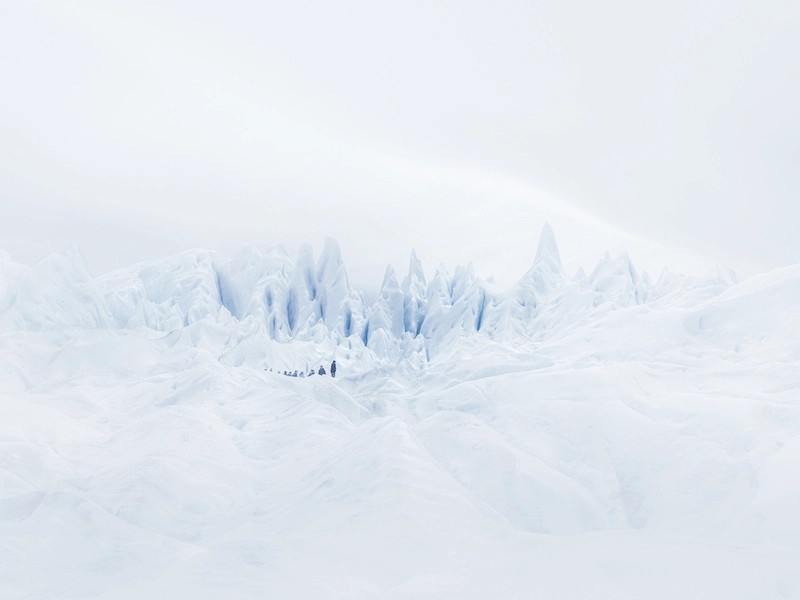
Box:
[1,0,798,293]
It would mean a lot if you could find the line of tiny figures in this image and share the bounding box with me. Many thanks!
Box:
[265,360,337,378]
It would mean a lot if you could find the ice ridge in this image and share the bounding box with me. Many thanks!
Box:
[0,224,741,368]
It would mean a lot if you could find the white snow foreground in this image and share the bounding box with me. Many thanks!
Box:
[0,228,799,599]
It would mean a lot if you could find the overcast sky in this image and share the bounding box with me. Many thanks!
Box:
[1,0,798,293]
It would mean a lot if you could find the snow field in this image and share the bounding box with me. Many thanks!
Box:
[0,227,798,598]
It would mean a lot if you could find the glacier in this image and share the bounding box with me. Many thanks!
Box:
[0,226,798,599]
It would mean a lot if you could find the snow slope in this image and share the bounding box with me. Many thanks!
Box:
[0,227,798,599]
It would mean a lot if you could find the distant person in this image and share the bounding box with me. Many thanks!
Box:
[309,368,316,376]
[318,365,326,376]
[292,370,298,377]
[330,360,337,378]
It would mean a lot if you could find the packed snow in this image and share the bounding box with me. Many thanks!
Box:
[0,226,798,599]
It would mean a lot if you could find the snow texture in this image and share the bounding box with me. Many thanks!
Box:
[0,225,798,599]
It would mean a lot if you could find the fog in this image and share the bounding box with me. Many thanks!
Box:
[1,0,798,293]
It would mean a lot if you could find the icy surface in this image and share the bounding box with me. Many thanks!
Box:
[0,226,798,599]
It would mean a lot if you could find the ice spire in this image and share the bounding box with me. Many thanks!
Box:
[402,249,427,336]
[509,223,568,303]
[315,236,366,337]
[381,265,398,290]
[451,263,476,303]
[316,236,346,286]
[363,266,405,345]
[533,223,563,270]
[401,250,426,294]
[286,242,320,333]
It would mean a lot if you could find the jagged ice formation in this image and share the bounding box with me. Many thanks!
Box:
[0,226,741,372]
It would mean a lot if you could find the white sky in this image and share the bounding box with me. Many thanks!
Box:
[1,0,798,294]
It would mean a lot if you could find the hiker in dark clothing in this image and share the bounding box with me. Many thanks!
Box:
[330,360,337,378]
[318,365,326,376]
[292,370,298,377]
[309,368,315,376]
